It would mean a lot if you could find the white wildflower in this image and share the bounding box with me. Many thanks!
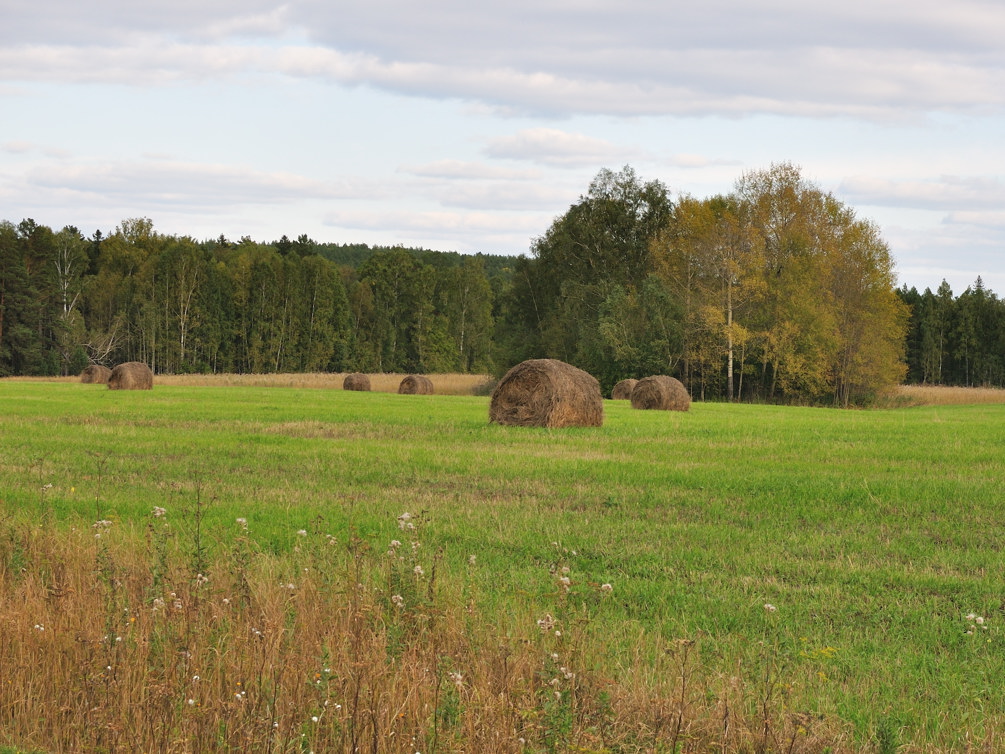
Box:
[537,613,556,632]
[152,506,166,518]
[600,583,613,593]
[764,603,777,613]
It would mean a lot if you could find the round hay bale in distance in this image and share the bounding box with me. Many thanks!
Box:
[343,373,371,391]
[611,378,638,400]
[108,362,154,390]
[489,358,603,428]
[630,375,690,411]
[80,364,112,384]
[398,374,434,394]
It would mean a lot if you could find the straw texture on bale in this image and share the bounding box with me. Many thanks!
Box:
[80,364,112,384]
[343,373,371,391]
[611,378,638,400]
[489,358,603,428]
[108,362,154,390]
[630,375,691,411]
[398,374,434,395]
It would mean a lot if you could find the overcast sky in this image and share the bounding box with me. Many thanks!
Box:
[3,0,1004,294]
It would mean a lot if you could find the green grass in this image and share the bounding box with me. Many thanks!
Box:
[3,381,1005,747]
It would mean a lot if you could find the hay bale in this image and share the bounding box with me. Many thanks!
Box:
[630,375,690,411]
[343,373,371,392]
[489,358,603,428]
[398,374,434,395]
[611,378,638,400]
[108,362,153,390]
[80,364,112,384]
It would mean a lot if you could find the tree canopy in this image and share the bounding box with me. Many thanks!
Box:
[503,163,913,405]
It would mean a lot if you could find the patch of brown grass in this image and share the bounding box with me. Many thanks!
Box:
[0,517,857,753]
[154,372,493,395]
[878,384,1005,407]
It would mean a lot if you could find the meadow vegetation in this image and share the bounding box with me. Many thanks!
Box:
[1,379,1004,752]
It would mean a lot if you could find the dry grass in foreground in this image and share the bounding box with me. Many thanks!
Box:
[0,514,858,754]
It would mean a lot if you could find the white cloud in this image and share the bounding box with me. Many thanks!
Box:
[0,42,256,85]
[434,183,574,212]
[2,141,71,158]
[485,128,644,167]
[399,160,540,181]
[943,210,1005,231]
[4,2,1005,118]
[23,158,379,209]
[664,153,743,169]
[2,141,35,154]
[325,208,546,234]
[840,175,1005,211]
[0,0,282,45]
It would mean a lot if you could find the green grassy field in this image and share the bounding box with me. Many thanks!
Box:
[2,381,1004,751]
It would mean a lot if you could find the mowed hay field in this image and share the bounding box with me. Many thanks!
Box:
[1,379,1004,752]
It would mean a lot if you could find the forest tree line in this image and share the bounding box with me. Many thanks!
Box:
[2,163,1003,404]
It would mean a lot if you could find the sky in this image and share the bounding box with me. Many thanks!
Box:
[2,0,1004,295]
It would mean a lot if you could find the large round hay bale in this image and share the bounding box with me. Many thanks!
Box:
[80,364,112,384]
[489,359,603,428]
[630,375,690,411]
[611,378,638,400]
[343,373,371,391]
[108,362,154,390]
[398,374,434,395]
